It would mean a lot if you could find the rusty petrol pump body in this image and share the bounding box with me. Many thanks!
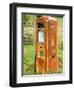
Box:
[35,16,58,74]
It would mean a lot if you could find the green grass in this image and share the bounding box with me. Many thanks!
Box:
[23,45,35,65]
[58,48,63,63]
[58,17,63,73]
[23,45,36,75]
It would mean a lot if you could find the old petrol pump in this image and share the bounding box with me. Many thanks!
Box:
[35,16,58,74]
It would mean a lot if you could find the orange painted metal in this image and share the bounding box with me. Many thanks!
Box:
[48,16,58,72]
[35,16,58,74]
